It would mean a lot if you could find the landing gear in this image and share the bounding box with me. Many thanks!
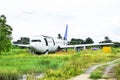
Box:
[30,48,35,54]
[45,49,49,54]
[74,47,81,52]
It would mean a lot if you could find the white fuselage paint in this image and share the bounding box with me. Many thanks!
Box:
[30,36,66,53]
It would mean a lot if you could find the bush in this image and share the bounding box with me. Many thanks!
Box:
[0,72,19,80]
[90,70,102,79]
[114,64,120,79]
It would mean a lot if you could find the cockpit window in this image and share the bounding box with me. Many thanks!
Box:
[31,40,41,42]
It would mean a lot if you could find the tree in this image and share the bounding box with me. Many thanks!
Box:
[0,15,13,54]
[13,37,30,44]
[113,42,120,48]
[100,36,112,43]
[57,34,62,39]
[85,37,94,44]
[104,36,112,43]
[21,37,30,44]
[69,38,85,45]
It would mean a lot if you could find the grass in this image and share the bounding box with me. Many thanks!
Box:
[114,64,120,79]
[0,48,120,80]
[0,53,67,73]
[41,48,120,80]
[89,48,120,80]
[89,65,108,79]
[90,70,103,79]
[0,49,71,80]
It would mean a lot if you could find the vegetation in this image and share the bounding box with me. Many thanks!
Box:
[69,37,94,45]
[57,34,62,39]
[0,15,13,54]
[114,64,120,79]
[13,37,30,44]
[100,36,112,43]
[69,38,85,45]
[113,42,120,48]
[89,48,120,79]
[85,37,94,44]
[89,65,109,79]
[90,70,102,79]
[0,48,120,80]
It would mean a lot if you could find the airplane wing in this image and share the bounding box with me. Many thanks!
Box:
[60,43,114,48]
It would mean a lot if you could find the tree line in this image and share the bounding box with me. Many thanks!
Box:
[13,37,30,44]
[69,37,94,45]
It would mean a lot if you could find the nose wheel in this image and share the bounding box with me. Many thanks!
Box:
[45,49,49,54]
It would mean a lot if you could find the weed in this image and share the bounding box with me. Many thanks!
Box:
[114,64,120,79]
[0,71,19,80]
[90,70,102,79]
[0,48,120,80]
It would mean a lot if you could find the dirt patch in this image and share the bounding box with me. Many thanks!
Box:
[70,74,90,80]
[70,58,120,80]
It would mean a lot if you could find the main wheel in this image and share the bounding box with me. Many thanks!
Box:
[30,48,36,54]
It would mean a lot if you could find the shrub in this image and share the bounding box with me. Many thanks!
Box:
[90,70,102,79]
[114,64,120,79]
[0,72,19,80]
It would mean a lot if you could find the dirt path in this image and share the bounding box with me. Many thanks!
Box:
[103,63,119,80]
[70,64,105,80]
[104,64,117,75]
[70,58,120,80]
[70,74,106,80]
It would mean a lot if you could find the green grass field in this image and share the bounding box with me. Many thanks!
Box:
[114,64,120,79]
[0,48,120,80]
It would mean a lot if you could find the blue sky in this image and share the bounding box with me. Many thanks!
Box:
[0,0,120,43]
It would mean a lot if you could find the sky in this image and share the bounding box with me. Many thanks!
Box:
[0,0,120,43]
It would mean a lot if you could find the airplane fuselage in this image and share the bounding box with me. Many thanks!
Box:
[30,36,66,53]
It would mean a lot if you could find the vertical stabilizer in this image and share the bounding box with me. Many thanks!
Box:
[64,24,68,40]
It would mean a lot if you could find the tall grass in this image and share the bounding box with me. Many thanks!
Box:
[114,64,120,79]
[0,49,69,80]
[41,49,120,80]
[0,48,120,80]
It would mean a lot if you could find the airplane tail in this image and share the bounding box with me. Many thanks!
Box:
[63,24,68,40]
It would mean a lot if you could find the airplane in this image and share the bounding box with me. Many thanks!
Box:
[14,24,113,54]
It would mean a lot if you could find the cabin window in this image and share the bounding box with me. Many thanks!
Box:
[44,38,48,46]
[31,40,41,42]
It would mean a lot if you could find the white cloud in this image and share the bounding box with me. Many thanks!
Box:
[0,0,120,42]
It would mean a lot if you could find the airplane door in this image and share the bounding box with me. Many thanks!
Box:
[52,39,55,46]
[44,38,48,46]
[46,38,57,52]
[44,37,58,53]
[47,38,53,52]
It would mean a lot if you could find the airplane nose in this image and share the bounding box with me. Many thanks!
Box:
[30,43,40,51]
[30,42,47,53]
